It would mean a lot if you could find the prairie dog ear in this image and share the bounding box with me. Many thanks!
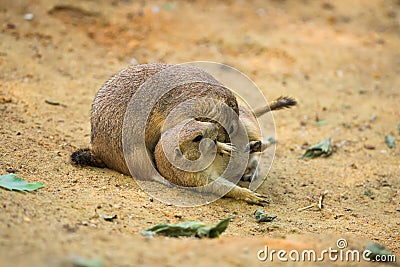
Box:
[174,147,183,160]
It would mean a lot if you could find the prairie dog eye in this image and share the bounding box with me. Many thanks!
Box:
[192,134,203,142]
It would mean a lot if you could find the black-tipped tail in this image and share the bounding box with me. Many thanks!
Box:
[71,148,105,168]
[269,96,297,111]
[254,96,297,117]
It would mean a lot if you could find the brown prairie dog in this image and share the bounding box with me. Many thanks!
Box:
[71,63,296,205]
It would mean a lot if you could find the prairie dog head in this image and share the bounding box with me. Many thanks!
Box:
[155,118,236,175]
[174,119,219,161]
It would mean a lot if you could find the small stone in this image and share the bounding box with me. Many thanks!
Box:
[151,5,160,13]
[6,167,17,173]
[129,58,138,65]
[364,144,375,150]
[6,23,16,29]
[256,8,265,17]
[23,13,34,21]
[334,214,344,219]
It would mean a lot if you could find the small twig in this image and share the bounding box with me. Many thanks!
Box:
[45,99,60,106]
[45,99,67,107]
[297,203,318,212]
[319,190,330,209]
[298,190,330,212]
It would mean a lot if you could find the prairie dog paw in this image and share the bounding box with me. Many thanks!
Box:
[244,192,270,206]
[216,141,236,155]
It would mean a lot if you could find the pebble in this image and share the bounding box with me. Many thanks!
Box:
[129,58,138,65]
[6,167,17,173]
[23,13,34,21]
[152,5,160,13]
[256,8,265,17]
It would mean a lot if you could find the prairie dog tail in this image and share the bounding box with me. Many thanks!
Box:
[71,148,106,168]
[253,96,297,117]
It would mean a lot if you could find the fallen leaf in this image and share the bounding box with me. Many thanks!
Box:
[254,209,277,222]
[0,173,43,192]
[196,216,233,238]
[70,256,104,267]
[301,138,332,159]
[364,242,394,261]
[385,135,395,149]
[143,216,234,238]
[364,189,374,199]
[45,99,60,106]
[267,137,277,144]
[99,214,117,222]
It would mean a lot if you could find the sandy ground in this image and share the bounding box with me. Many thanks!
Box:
[0,0,399,266]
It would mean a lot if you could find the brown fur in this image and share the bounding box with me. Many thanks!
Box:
[154,119,269,204]
[88,63,238,175]
[71,63,296,205]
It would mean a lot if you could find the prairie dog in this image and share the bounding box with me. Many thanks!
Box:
[71,63,296,205]
[72,63,238,174]
[154,97,296,204]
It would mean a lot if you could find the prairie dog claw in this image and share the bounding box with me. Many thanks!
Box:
[216,141,235,155]
[245,192,270,206]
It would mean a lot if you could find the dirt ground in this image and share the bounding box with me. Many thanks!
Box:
[0,0,399,266]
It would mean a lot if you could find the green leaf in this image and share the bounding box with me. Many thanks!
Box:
[0,174,43,192]
[267,137,277,144]
[316,120,327,126]
[364,242,394,261]
[145,221,205,237]
[196,216,233,238]
[301,138,332,159]
[341,104,351,109]
[364,189,373,197]
[70,256,104,267]
[164,3,176,10]
[143,216,234,238]
[254,209,277,222]
[385,135,395,149]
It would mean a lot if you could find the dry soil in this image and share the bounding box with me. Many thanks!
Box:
[0,0,399,266]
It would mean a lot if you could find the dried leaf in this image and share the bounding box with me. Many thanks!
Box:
[364,242,394,261]
[70,256,104,267]
[143,216,234,238]
[364,189,375,199]
[99,214,117,222]
[385,135,395,149]
[254,209,277,222]
[0,173,43,192]
[267,137,277,144]
[301,138,332,159]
